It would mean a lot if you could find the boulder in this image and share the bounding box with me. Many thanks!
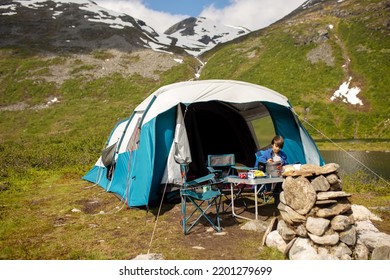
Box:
[306,217,330,236]
[315,199,351,218]
[326,173,340,185]
[339,225,357,246]
[331,215,355,231]
[351,204,382,221]
[311,175,330,192]
[308,231,339,245]
[265,230,287,253]
[288,237,320,260]
[283,176,317,215]
[371,246,390,260]
[277,219,296,241]
[278,202,307,224]
[317,191,351,200]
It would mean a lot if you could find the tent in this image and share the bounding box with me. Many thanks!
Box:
[83,80,324,207]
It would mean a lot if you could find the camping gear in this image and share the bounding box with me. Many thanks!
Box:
[266,162,282,177]
[83,80,324,207]
[179,164,221,234]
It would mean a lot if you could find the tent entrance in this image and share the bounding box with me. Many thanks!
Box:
[182,101,261,178]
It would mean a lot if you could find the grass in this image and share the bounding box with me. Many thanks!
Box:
[1,0,389,260]
[0,165,388,260]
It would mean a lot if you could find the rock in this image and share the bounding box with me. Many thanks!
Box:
[311,175,330,192]
[339,225,357,246]
[265,230,287,253]
[329,181,342,191]
[306,217,330,236]
[357,231,390,252]
[315,199,351,218]
[299,164,321,175]
[355,220,379,234]
[277,220,296,241]
[279,191,286,204]
[331,242,352,258]
[351,204,382,221]
[318,163,340,174]
[241,220,268,232]
[278,202,307,224]
[132,253,164,260]
[331,215,355,231]
[326,173,340,185]
[308,231,339,245]
[261,217,278,246]
[213,231,227,236]
[371,246,390,260]
[354,242,369,260]
[315,199,338,205]
[192,246,205,250]
[317,247,338,260]
[289,237,320,260]
[295,224,308,237]
[283,176,317,215]
[317,191,351,200]
[283,238,297,256]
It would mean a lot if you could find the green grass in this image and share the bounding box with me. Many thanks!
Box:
[0,0,389,259]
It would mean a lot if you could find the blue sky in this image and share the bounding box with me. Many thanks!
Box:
[95,0,307,32]
[143,0,231,16]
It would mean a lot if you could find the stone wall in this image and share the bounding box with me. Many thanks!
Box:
[264,163,390,260]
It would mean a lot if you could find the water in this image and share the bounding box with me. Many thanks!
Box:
[320,150,390,181]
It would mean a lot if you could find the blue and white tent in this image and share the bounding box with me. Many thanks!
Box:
[83,80,324,207]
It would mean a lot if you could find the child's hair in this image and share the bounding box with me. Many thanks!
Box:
[271,135,284,148]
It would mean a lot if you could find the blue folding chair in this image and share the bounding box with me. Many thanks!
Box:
[207,154,252,212]
[179,164,222,234]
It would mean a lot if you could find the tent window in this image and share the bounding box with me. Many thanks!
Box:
[251,115,275,149]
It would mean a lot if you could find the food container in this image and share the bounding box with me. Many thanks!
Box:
[266,162,282,177]
[247,170,256,179]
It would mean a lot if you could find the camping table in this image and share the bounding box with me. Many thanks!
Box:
[225,175,284,220]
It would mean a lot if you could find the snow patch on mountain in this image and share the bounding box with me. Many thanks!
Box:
[1,1,250,56]
[330,76,363,106]
[165,17,250,56]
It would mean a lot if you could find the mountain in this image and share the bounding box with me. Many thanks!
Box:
[0,0,177,53]
[164,17,250,56]
[0,0,249,56]
[0,0,388,142]
[200,0,389,140]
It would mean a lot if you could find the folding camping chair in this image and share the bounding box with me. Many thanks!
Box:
[179,164,222,235]
[207,154,251,212]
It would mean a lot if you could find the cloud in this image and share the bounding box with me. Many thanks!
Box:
[95,0,306,32]
[94,0,187,32]
[200,0,306,30]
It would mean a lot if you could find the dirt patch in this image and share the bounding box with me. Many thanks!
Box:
[76,198,113,214]
[149,199,282,260]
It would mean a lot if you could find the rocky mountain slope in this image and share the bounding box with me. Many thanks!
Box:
[0,0,249,56]
[164,16,250,56]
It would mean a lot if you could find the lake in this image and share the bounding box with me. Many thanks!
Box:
[320,150,390,181]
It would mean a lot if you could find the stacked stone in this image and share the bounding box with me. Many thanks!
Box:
[264,163,389,260]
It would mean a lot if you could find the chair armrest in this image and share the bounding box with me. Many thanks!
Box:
[184,173,215,187]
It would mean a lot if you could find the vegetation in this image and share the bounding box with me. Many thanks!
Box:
[0,0,389,260]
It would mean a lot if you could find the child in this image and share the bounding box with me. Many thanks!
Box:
[255,135,288,168]
[254,135,288,205]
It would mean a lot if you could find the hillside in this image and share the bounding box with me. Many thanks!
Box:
[0,0,389,261]
[200,0,390,140]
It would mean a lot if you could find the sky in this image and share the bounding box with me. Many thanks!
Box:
[94,0,307,32]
